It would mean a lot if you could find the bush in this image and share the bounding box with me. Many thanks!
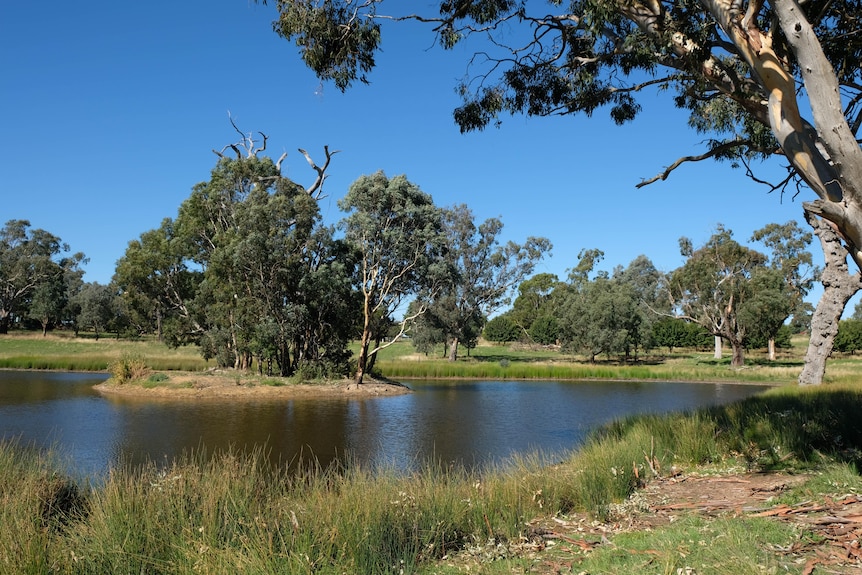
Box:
[108,353,149,384]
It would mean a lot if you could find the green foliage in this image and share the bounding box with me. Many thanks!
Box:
[339,171,444,378]
[745,324,793,350]
[834,319,862,353]
[73,281,118,339]
[507,272,558,333]
[738,268,793,348]
[669,225,769,366]
[0,219,86,334]
[272,0,381,91]
[415,204,551,361]
[482,315,519,343]
[556,274,642,361]
[528,315,558,345]
[117,144,357,377]
[651,317,689,352]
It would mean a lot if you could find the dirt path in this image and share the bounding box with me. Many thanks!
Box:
[521,472,862,574]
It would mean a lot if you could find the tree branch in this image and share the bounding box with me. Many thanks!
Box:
[300,145,339,200]
[636,140,754,187]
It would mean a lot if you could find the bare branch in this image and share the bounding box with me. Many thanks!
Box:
[300,145,340,200]
[636,140,755,188]
[275,151,288,173]
[367,300,428,357]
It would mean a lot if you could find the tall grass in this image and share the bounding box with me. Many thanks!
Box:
[3,384,862,573]
[377,357,796,384]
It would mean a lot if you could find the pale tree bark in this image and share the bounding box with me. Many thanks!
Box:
[448,337,460,362]
[798,212,862,385]
[702,0,862,269]
[713,335,722,360]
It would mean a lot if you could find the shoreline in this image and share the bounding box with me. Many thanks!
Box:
[93,372,413,400]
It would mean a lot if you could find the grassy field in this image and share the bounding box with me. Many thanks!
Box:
[0,331,207,372]
[1,330,848,385]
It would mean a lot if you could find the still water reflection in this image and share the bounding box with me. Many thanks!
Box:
[0,371,765,478]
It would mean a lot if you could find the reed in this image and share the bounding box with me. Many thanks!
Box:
[377,357,795,384]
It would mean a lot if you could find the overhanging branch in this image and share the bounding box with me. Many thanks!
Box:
[636,139,755,188]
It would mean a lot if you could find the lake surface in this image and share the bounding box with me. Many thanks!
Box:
[0,371,766,478]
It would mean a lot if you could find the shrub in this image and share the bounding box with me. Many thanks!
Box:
[108,353,149,384]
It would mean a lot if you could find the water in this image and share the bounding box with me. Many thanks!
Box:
[0,371,765,478]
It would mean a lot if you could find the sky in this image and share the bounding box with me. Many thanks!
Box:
[1,1,844,313]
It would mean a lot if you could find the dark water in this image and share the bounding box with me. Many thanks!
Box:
[0,371,765,478]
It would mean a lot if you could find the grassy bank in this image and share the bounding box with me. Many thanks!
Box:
[0,332,207,372]
[3,383,862,573]
[0,331,833,385]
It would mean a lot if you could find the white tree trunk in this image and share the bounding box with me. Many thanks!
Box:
[713,335,722,360]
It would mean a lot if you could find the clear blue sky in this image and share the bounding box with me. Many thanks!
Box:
[1,1,838,312]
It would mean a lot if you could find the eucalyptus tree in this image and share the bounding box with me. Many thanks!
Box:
[554,249,642,361]
[28,271,72,336]
[174,137,344,374]
[116,128,343,376]
[262,0,862,383]
[0,220,86,333]
[114,218,202,342]
[798,212,862,384]
[668,226,767,367]
[508,272,560,337]
[737,267,793,360]
[482,314,519,343]
[339,171,444,384]
[74,282,116,340]
[750,220,818,359]
[263,0,862,265]
[417,204,552,361]
[556,273,642,362]
[612,254,667,353]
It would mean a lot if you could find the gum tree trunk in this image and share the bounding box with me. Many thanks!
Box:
[799,213,862,385]
[448,337,460,362]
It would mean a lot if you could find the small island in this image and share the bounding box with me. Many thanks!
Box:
[93,372,411,399]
